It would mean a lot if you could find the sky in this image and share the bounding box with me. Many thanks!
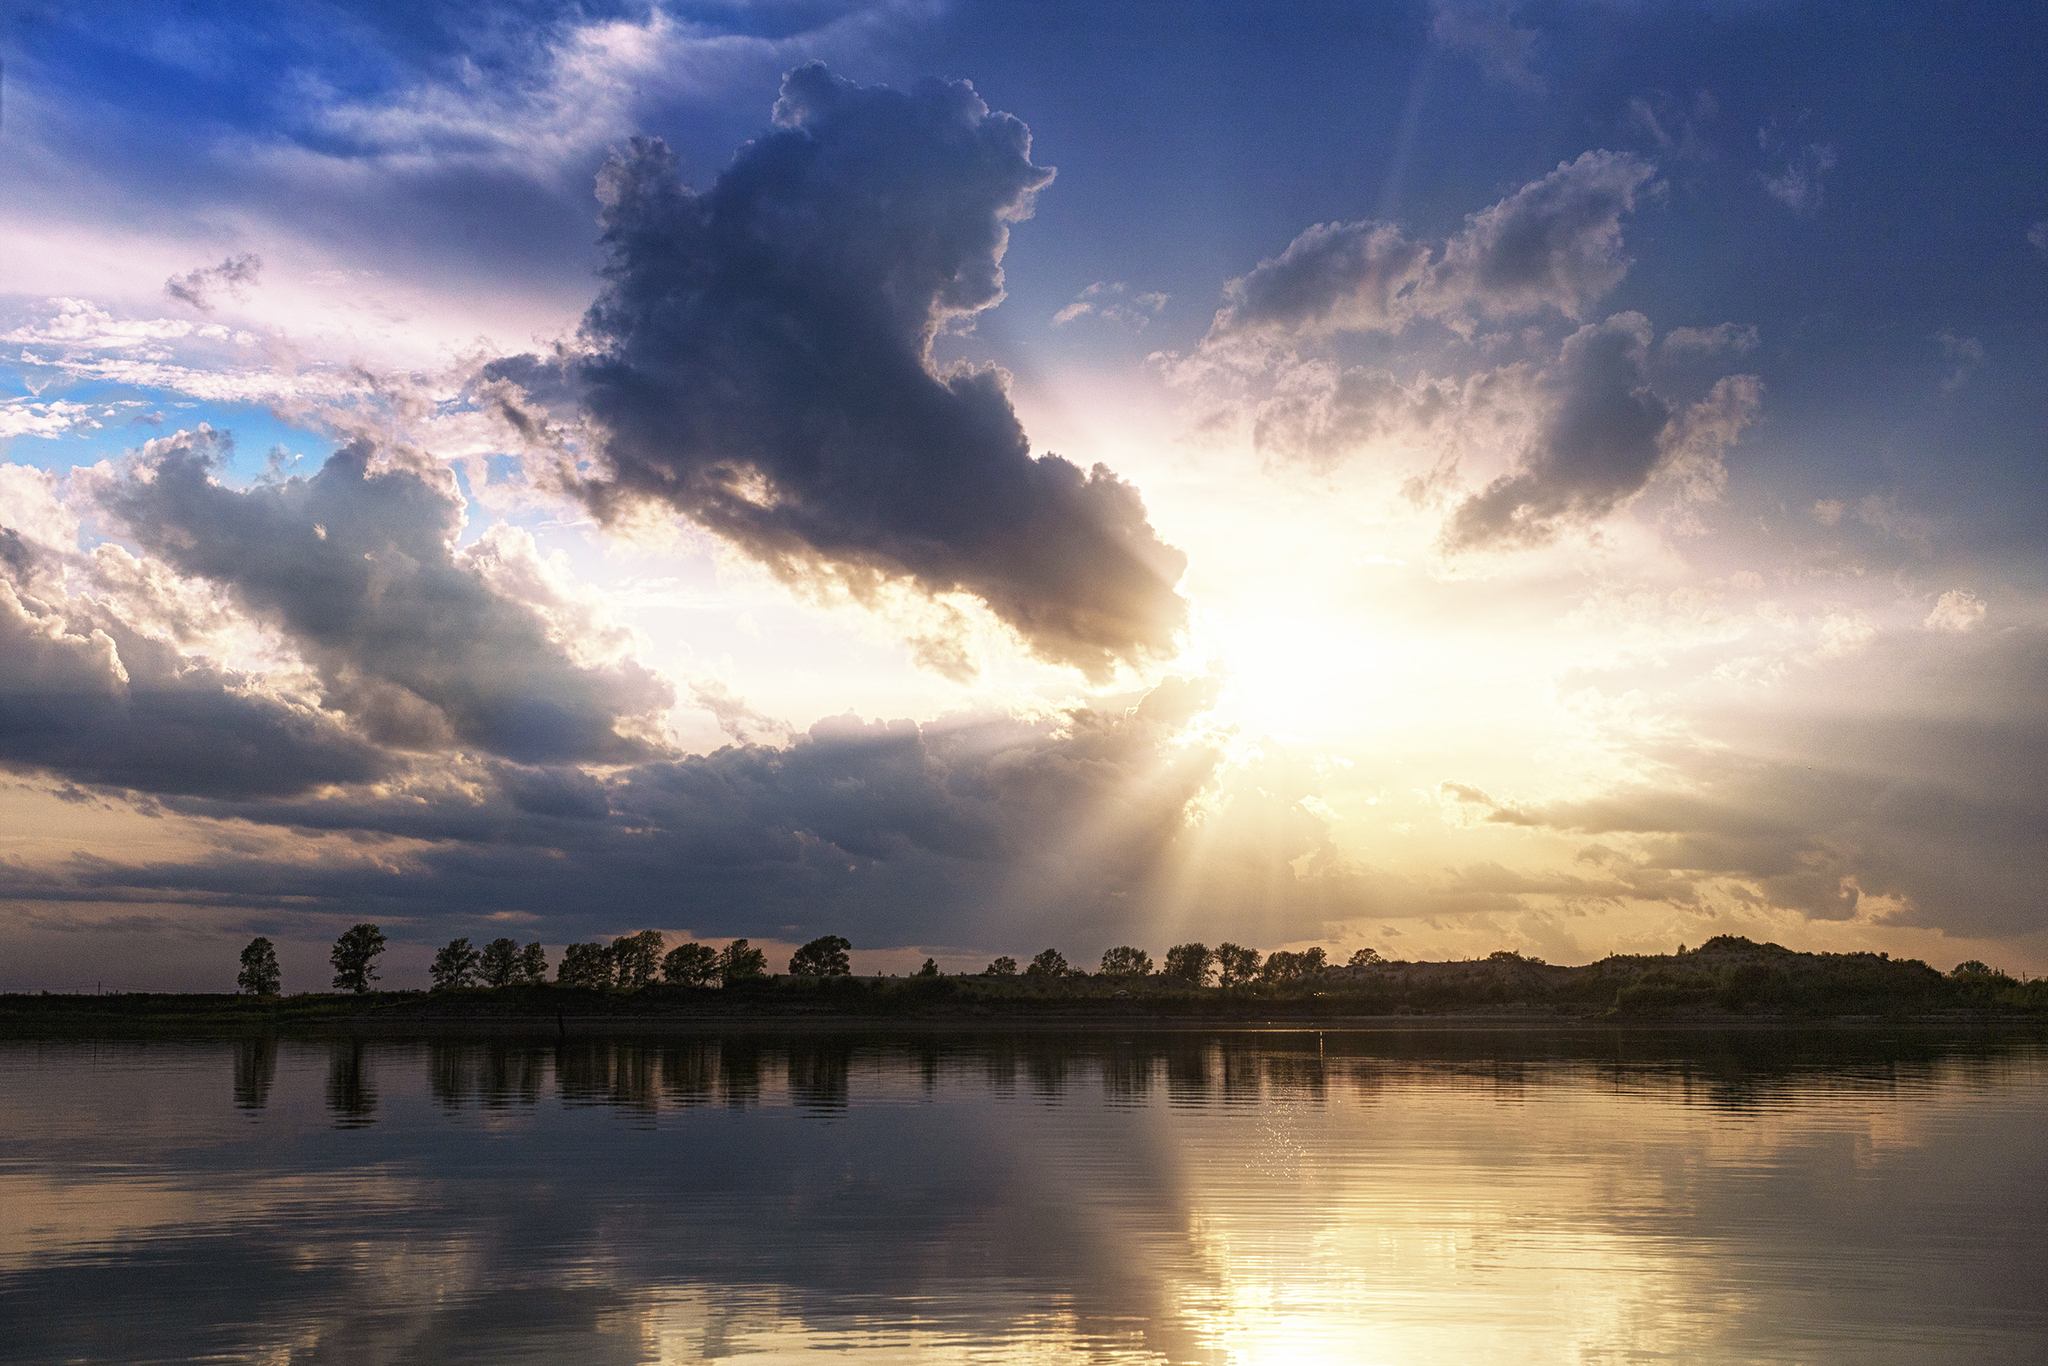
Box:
[2,0,2045,990]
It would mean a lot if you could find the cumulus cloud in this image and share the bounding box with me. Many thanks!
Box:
[101,428,673,764]
[1249,362,1466,468]
[165,254,262,312]
[0,535,387,799]
[1201,151,1656,355]
[1924,589,1987,633]
[520,64,1186,681]
[1443,314,1761,551]
[1052,281,1169,329]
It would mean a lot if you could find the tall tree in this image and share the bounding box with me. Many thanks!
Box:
[1163,942,1214,986]
[1026,948,1069,978]
[478,937,522,987]
[1348,947,1384,968]
[984,956,1018,976]
[718,939,768,986]
[1099,945,1153,978]
[789,935,853,977]
[1215,942,1260,987]
[558,942,612,989]
[330,924,387,993]
[518,941,548,985]
[237,936,281,996]
[662,941,718,986]
[612,930,666,988]
[430,938,481,990]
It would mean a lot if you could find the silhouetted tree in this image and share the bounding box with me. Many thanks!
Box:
[430,938,481,990]
[984,955,1018,976]
[330,924,387,993]
[518,941,548,984]
[663,941,718,986]
[1163,942,1213,985]
[1260,947,1327,984]
[1026,948,1069,978]
[478,937,522,987]
[1951,960,2000,979]
[237,936,281,996]
[789,935,853,977]
[612,930,665,988]
[1215,942,1260,987]
[1348,947,1383,968]
[915,957,940,977]
[559,942,613,988]
[718,939,768,986]
[1100,945,1153,978]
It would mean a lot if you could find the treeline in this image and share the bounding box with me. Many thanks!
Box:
[233,928,2047,1017]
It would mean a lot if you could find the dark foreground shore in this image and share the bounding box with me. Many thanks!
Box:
[6,937,2043,1037]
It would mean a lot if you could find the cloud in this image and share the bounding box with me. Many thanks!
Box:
[1052,282,1169,330]
[165,254,262,311]
[1431,0,1544,93]
[100,428,673,764]
[4,676,1245,951]
[1662,323,1759,355]
[1924,589,1987,633]
[1759,134,1836,213]
[529,64,1187,681]
[1935,330,1984,393]
[2031,221,2048,254]
[1430,151,1656,323]
[1200,151,1655,355]
[1443,314,1760,550]
[1249,362,1466,468]
[0,539,387,799]
[0,397,104,440]
[1444,625,2048,936]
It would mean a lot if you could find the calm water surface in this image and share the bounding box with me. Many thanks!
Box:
[2,1028,2044,1364]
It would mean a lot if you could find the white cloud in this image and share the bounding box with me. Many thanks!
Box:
[1052,281,1169,330]
[1935,330,1984,393]
[1759,135,1836,213]
[2029,220,2047,254]
[1662,323,1759,355]
[1431,0,1543,93]
[1924,589,1987,633]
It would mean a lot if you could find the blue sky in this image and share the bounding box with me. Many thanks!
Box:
[2,1,2045,989]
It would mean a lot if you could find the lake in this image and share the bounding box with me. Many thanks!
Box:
[3,1027,2044,1363]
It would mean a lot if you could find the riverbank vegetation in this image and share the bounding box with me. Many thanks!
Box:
[5,935,2045,1035]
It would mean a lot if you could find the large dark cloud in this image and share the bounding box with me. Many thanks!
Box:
[0,531,387,799]
[512,63,1188,680]
[0,677,1243,952]
[103,429,672,765]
